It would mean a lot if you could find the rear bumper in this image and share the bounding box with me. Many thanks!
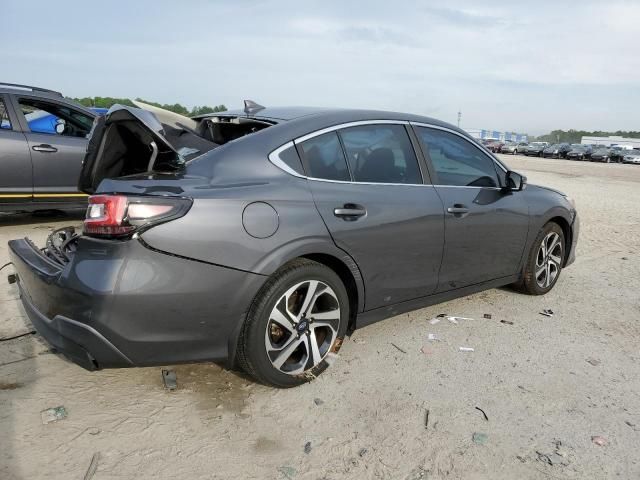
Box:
[9,236,266,370]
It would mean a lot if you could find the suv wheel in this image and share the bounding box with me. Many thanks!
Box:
[237,259,349,387]
[515,222,565,295]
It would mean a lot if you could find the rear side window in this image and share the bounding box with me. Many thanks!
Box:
[0,99,11,130]
[297,132,350,181]
[415,127,500,188]
[18,98,93,137]
[278,144,305,175]
[339,124,422,184]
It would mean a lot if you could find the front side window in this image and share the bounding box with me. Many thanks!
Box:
[0,99,11,130]
[415,127,500,188]
[297,132,350,181]
[338,124,422,184]
[18,98,93,137]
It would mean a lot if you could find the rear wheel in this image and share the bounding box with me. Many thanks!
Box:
[515,222,565,295]
[237,259,349,387]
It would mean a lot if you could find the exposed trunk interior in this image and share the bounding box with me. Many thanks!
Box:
[79,106,273,194]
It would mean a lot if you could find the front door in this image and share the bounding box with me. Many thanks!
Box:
[15,96,93,204]
[413,125,530,291]
[0,95,33,205]
[297,123,445,310]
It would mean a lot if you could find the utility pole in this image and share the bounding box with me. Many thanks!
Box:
[457,110,462,128]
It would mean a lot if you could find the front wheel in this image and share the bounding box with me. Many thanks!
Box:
[236,259,349,387]
[515,223,565,295]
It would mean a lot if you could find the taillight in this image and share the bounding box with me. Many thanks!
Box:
[83,194,192,238]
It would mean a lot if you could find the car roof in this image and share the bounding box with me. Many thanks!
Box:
[0,84,64,100]
[195,106,467,137]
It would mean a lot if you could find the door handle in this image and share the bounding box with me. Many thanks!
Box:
[32,144,58,153]
[447,204,470,216]
[334,204,366,219]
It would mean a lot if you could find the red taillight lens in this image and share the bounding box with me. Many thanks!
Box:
[83,194,191,238]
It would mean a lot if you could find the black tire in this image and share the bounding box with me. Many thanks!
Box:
[514,222,565,295]
[236,258,349,388]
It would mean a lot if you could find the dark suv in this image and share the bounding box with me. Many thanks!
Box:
[0,83,97,212]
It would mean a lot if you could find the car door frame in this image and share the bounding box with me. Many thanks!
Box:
[409,121,530,290]
[10,94,95,204]
[270,119,448,314]
[0,93,34,205]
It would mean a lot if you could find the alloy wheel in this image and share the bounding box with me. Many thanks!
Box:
[535,232,563,288]
[264,280,340,375]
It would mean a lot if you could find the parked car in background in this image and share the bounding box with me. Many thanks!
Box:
[542,143,571,159]
[622,150,640,164]
[609,146,626,163]
[483,140,504,153]
[566,144,593,161]
[590,147,614,163]
[523,142,549,157]
[500,141,528,155]
[0,83,100,212]
[8,104,579,388]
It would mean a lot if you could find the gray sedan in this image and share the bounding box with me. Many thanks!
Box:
[9,104,579,387]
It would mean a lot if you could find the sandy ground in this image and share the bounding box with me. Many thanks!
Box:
[1,155,639,480]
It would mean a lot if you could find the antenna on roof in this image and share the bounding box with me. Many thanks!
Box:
[244,100,265,115]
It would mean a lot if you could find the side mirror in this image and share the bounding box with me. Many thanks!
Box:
[505,170,527,191]
[55,119,65,135]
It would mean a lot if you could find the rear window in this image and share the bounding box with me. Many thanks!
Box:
[298,132,350,181]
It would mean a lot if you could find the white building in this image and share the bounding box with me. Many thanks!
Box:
[581,135,640,149]
[465,128,528,143]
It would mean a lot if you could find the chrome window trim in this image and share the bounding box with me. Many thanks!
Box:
[294,119,408,143]
[268,141,306,178]
[268,119,507,188]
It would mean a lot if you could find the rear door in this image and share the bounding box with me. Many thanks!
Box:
[0,95,33,205]
[297,122,445,310]
[14,96,94,204]
[413,124,529,291]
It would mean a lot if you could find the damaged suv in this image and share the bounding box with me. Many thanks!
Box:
[8,102,579,388]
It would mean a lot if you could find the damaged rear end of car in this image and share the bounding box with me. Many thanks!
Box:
[8,105,269,370]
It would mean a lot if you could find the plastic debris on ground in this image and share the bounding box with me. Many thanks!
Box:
[358,448,368,457]
[304,441,312,454]
[162,369,177,390]
[539,309,554,317]
[278,466,297,479]
[390,343,407,354]
[472,432,488,445]
[483,314,492,319]
[459,347,475,352]
[586,358,601,366]
[591,435,607,446]
[475,406,489,421]
[313,398,324,406]
[427,333,440,342]
[83,452,100,480]
[41,406,67,424]
[420,346,432,355]
[500,320,514,325]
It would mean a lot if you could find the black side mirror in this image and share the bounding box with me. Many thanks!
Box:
[505,170,527,191]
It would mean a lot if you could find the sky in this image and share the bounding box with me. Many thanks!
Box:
[2,0,639,135]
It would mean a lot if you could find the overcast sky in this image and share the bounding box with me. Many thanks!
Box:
[2,0,638,134]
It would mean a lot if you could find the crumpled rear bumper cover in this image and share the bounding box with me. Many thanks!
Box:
[8,236,266,370]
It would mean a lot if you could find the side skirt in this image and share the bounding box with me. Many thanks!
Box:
[355,274,520,329]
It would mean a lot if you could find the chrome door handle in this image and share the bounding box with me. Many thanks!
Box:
[334,205,366,219]
[447,204,470,216]
[32,144,58,153]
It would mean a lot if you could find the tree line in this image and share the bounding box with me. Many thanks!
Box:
[71,96,227,117]
[533,129,640,144]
